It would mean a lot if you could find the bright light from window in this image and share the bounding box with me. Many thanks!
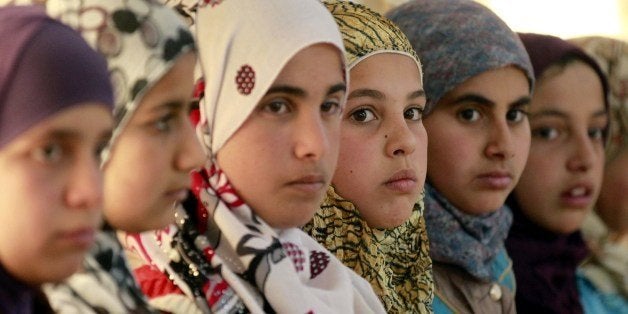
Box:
[480,0,624,40]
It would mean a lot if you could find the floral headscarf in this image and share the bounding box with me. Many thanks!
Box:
[46,0,195,163]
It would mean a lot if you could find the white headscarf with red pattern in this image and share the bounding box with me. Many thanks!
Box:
[121,0,385,313]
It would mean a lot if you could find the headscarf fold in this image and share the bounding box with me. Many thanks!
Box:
[303,1,432,313]
[122,0,385,313]
[0,5,113,149]
[46,0,195,162]
[386,0,533,113]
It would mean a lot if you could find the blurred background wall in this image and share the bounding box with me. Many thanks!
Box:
[356,0,628,41]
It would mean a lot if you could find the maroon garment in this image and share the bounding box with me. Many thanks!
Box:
[0,5,113,148]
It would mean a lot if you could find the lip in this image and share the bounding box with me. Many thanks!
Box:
[560,182,594,209]
[286,174,327,194]
[476,171,513,189]
[384,169,418,193]
[58,227,96,249]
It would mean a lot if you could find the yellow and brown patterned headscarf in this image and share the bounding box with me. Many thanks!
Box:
[304,1,433,313]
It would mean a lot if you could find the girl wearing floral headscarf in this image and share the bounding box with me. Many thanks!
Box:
[38,0,205,312]
[569,36,628,314]
[303,1,433,313]
[121,0,386,313]
[0,5,113,313]
[504,33,610,314]
[388,0,534,312]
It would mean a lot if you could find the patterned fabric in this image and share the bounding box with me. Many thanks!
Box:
[386,0,533,113]
[305,186,433,313]
[46,0,195,163]
[122,0,385,313]
[423,184,513,282]
[323,0,420,72]
[43,230,155,313]
[0,5,112,149]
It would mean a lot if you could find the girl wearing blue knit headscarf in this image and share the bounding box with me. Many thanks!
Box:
[0,5,113,313]
[388,0,534,312]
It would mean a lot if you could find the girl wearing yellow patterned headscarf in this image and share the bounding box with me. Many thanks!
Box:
[304,1,433,312]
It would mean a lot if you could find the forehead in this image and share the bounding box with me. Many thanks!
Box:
[532,61,606,117]
[270,44,344,88]
[440,65,529,105]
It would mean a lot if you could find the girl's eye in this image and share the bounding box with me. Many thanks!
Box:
[404,107,423,121]
[155,114,175,132]
[588,127,605,141]
[321,100,341,115]
[350,108,376,122]
[506,109,528,123]
[532,127,559,140]
[33,143,64,163]
[458,108,480,122]
[262,99,290,114]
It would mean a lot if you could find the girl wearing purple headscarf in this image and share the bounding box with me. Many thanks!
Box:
[0,5,113,314]
[505,33,610,314]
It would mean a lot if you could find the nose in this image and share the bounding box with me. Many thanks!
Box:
[174,118,205,172]
[385,117,417,157]
[484,119,516,160]
[566,131,596,173]
[293,110,330,161]
[65,153,103,211]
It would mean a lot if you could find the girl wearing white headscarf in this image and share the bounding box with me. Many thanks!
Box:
[121,0,386,313]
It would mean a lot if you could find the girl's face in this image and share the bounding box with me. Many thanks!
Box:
[103,51,204,232]
[332,53,427,228]
[515,61,607,234]
[596,148,628,233]
[217,43,346,229]
[0,104,111,284]
[425,66,531,215]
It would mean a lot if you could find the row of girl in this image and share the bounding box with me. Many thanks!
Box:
[0,0,625,313]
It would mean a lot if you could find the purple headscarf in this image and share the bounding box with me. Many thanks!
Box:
[0,5,113,149]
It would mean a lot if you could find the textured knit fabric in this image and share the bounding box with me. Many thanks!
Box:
[423,184,513,282]
[47,0,195,163]
[122,0,386,313]
[386,0,533,113]
[305,186,433,313]
[0,5,113,149]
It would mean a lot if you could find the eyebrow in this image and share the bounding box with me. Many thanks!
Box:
[266,83,346,98]
[450,93,530,108]
[46,128,112,143]
[530,108,607,120]
[151,100,186,113]
[348,88,384,100]
[408,90,426,100]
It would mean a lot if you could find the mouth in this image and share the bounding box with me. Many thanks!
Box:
[476,171,513,189]
[58,227,96,249]
[384,169,418,193]
[286,174,327,194]
[560,183,594,209]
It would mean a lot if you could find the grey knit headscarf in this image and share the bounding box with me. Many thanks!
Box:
[387,0,534,114]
